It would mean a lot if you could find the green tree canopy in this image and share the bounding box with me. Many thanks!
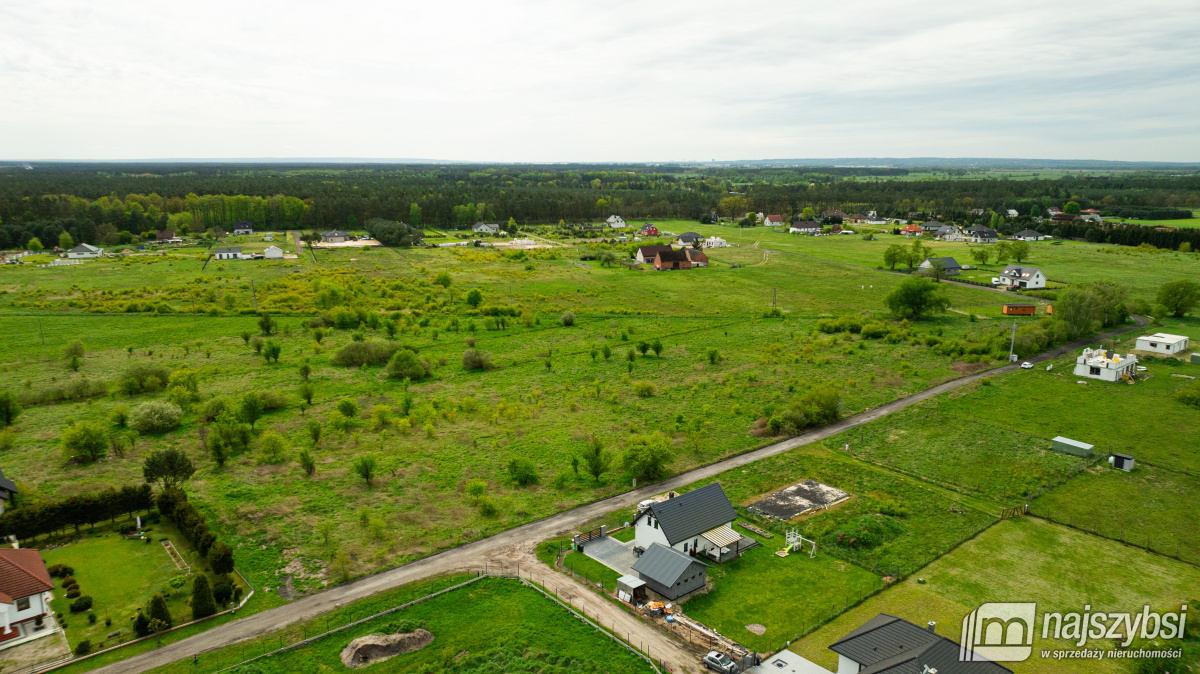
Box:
[1156,280,1200,317]
[883,277,950,320]
[142,448,196,489]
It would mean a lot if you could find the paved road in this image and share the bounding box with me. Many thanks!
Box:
[93,317,1147,673]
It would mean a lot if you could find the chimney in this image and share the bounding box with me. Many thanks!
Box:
[927,621,936,633]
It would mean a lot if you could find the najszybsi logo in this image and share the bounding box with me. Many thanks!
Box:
[960,603,1189,663]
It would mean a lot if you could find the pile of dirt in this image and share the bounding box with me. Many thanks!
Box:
[340,629,434,668]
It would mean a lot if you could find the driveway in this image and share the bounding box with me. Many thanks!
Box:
[92,316,1147,674]
[582,535,639,576]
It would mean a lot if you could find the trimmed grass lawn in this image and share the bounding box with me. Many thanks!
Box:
[1032,462,1200,564]
[683,532,882,653]
[40,518,251,654]
[792,518,1200,674]
[562,551,622,592]
[152,578,654,674]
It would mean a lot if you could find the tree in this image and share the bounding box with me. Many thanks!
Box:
[257,432,287,464]
[142,448,196,489]
[621,432,673,481]
[802,207,815,220]
[299,449,316,476]
[0,391,21,427]
[191,574,217,620]
[506,458,539,486]
[1055,284,1103,340]
[433,271,452,289]
[129,400,183,434]
[353,455,378,486]
[147,593,172,629]
[386,349,430,380]
[208,435,228,468]
[408,202,422,227]
[650,338,663,356]
[969,248,991,266]
[580,435,611,484]
[560,311,576,327]
[466,288,483,308]
[884,277,950,320]
[601,344,612,360]
[1011,240,1031,262]
[133,612,151,638]
[240,391,264,428]
[1156,280,1200,317]
[61,421,108,463]
[994,241,1012,263]
[58,231,74,250]
[207,541,235,576]
[257,314,277,336]
[306,419,323,446]
[882,244,906,270]
[907,239,929,270]
[262,340,281,364]
[336,398,358,418]
[27,237,43,252]
[298,382,314,405]
[299,361,311,381]
[1063,201,1081,215]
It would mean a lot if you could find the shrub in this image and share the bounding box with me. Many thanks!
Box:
[200,396,231,421]
[633,381,655,397]
[386,348,431,380]
[0,392,19,428]
[129,400,183,434]
[110,405,130,427]
[257,432,288,464]
[121,363,172,394]
[1176,382,1200,409]
[477,496,499,517]
[773,386,842,434]
[134,612,150,637]
[74,640,92,656]
[258,389,288,410]
[331,340,396,367]
[337,398,359,419]
[191,574,217,620]
[507,458,539,487]
[69,595,93,612]
[64,341,85,359]
[213,583,233,606]
[60,421,108,462]
[61,576,75,588]
[465,479,488,498]
[560,311,576,327]
[87,612,96,624]
[462,349,492,371]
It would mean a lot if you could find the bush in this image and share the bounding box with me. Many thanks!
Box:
[129,400,183,434]
[386,348,431,380]
[507,458,539,487]
[134,612,150,637]
[74,640,91,656]
[831,515,907,549]
[121,363,172,394]
[477,496,500,517]
[462,349,492,371]
[560,311,576,327]
[69,595,93,612]
[60,421,108,462]
[773,386,842,435]
[1175,382,1200,409]
[258,389,288,410]
[213,583,233,606]
[331,340,396,367]
[200,396,231,421]
[632,381,655,397]
[465,479,488,498]
[61,576,75,588]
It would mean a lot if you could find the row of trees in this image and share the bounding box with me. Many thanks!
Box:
[0,485,153,538]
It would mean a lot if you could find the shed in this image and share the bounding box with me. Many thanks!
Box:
[616,575,647,604]
[1193,353,1200,364]
[1052,436,1094,457]
[1002,304,1036,316]
[631,543,708,600]
[1135,333,1189,355]
[1109,453,1135,472]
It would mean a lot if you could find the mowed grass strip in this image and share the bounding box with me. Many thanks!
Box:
[792,518,1200,674]
[561,551,622,593]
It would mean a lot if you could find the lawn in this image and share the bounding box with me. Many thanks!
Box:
[150,577,654,674]
[40,518,252,655]
[1031,462,1200,564]
[682,531,882,653]
[562,550,622,593]
[791,518,1200,674]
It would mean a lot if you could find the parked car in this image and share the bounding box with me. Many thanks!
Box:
[702,651,738,673]
[1021,362,1034,369]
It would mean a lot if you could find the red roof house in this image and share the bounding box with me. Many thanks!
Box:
[0,548,54,643]
[900,224,924,235]
[764,214,784,226]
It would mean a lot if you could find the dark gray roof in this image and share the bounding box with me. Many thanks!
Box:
[677,232,702,241]
[790,221,820,229]
[631,543,706,586]
[1014,229,1043,237]
[642,483,736,545]
[638,245,674,257]
[920,220,942,230]
[214,247,241,254]
[1001,264,1042,277]
[68,243,99,253]
[921,257,961,270]
[830,614,1012,674]
[0,468,16,496]
[322,230,350,236]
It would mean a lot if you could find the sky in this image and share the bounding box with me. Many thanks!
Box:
[2,0,1199,162]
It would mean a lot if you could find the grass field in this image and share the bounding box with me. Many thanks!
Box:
[148,577,654,674]
[791,518,1200,674]
[562,551,622,593]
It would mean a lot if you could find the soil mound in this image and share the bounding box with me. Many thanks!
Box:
[340,629,434,668]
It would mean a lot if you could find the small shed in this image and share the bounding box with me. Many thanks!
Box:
[1109,453,1135,472]
[1052,436,1094,457]
[631,543,708,600]
[1192,353,1200,364]
[616,575,647,604]
[1002,304,1036,316]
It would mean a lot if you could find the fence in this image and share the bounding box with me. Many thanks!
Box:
[159,572,662,674]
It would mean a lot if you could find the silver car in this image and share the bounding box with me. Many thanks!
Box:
[702,650,738,673]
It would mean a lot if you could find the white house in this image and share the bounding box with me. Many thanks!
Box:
[1006,209,1019,218]
[999,264,1046,289]
[703,236,728,248]
[66,243,103,259]
[263,245,283,259]
[472,222,500,234]
[1074,348,1138,382]
[635,245,673,264]
[1135,333,1189,355]
[606,215,626,228]
[632,483,749,563]
[827,614,1012,674]
[1013,229,1047,241]
[935,225,963,241]
[789,221,820,235]
[964,225,999,243]
[232,222,254,236]
[213,246,242,260]
[866,213,887,225]
[321,230,350,243]
[0,548,55,648]
[764,214,785,226]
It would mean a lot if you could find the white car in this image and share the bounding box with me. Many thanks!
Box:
[1020,362,1034,369]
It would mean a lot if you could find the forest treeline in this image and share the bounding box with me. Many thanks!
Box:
[0,163,1196,249]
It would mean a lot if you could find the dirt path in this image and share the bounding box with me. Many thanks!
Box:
[91,317,1147,674]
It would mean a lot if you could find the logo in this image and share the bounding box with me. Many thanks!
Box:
[960,603,1037,662]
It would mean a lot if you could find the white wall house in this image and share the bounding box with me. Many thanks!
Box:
[703,236,728,248]
[232,223,254,235]
[1136,333,1189,355]
[632,483,745,563]
[0,549,55,647]
[1074,348,1138,382]
[213,246,241,260]
[606,215,626,228]
[66,243,103,259]
[999,264,1046,289]
[263,245,283,259]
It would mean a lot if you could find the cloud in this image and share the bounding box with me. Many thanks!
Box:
[1,0,1197,161]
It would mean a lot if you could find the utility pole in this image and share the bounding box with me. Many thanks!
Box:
[773,287,777,308]
[251,279,258,312]
[1008,320,1017,362]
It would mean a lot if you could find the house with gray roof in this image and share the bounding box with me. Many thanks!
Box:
[321,230,350,243]
[999,264,1046,289]
[471,222,500,234]
[66,243,103,259]
[917,256,961,276]
[630,543,709,600]
[676,231,703,245]
[632,483,753,562]
[213,247,242,260]
[829,613,1013,674]
[1013,229,1047,241]
[964,226,999,243]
